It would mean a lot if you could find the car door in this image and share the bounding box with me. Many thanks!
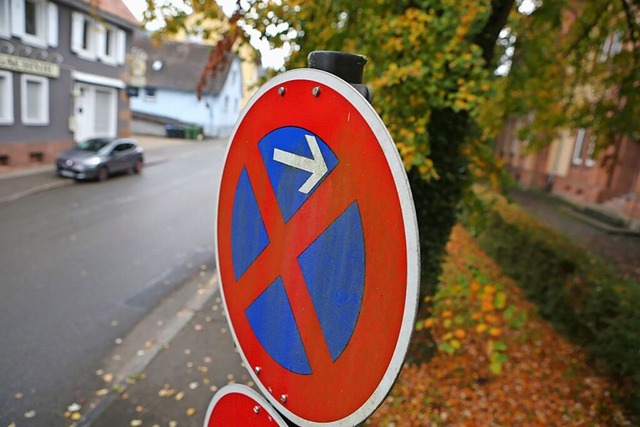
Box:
[110,143,132,172]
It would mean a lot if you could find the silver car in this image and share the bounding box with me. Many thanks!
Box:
[56,137,144,182]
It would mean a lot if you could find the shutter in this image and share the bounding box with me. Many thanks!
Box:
[70,11,83,53]
[116,28,126,64]
[48,2,58,47]
[11,0,25,37]
[96,23,106,61]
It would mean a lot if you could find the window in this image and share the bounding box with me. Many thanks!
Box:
[223,95,229,113]
[144,87,156,102]
[21,74,49,125]
[9,0,56,46]
[571,128,596,167]
[21,0,46,46]
[0,71,13,124]
[0,0,10,38]
[81,18,90,49]
[72,12,126,65]
[72,12,96,60]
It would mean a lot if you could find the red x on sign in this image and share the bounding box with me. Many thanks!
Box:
[215,69,419,426]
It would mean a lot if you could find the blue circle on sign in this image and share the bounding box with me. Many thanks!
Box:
[258,127,339,222]
[230,127,365,375]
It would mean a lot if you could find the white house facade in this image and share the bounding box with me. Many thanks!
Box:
[129,35,243,139]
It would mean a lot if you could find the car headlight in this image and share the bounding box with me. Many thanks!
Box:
[84,157,102,167]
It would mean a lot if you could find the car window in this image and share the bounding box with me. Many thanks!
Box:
[113,143,134,152]
[76,138,110,152]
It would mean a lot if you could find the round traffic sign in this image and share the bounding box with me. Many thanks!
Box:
[215,68,419,426]
[204,384,287,426]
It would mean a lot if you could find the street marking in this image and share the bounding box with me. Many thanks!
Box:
[273,135,328,194]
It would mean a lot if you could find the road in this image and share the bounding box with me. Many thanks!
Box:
[0,139,226,424]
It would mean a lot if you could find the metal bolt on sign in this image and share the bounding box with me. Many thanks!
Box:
[205,51,419,427]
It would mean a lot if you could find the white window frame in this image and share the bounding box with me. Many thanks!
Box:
[585,140,596,168]
[21,74,49,125]
[71,11,96,61]
[144,87,156,102]
[572,128,586,165]
[21,0,47,48]
[0,0,10,39]
[97,23,117,65]
[0,70,14,124]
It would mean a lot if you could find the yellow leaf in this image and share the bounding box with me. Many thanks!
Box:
[489,327,503,337]
[186,407,196,416]
[484,285,496,294]
[485,314,499,324]
[453,329,466,339]
[476,323,488,333]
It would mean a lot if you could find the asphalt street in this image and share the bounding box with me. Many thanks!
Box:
[0,137,228,425]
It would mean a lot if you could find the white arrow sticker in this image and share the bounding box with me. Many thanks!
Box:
[273,135,328,194]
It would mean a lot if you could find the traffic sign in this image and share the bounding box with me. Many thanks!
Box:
[203,384,287,426]
[215,68,419,426]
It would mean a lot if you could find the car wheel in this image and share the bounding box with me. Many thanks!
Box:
[133,159,143,174]
[97,167,109,182]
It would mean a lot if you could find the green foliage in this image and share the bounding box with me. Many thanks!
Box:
[463,186,640,418]
[498,1,640,152]
[145,0,516,299]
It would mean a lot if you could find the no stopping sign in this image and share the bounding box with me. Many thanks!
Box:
[215,68,419,426]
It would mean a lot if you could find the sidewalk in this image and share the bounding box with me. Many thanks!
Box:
[81,277,246,427]
[509,188,640,283]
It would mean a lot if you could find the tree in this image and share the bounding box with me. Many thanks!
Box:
[145,0,516,303]
[489,0,640,154]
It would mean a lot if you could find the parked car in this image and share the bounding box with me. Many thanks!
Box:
[56,137,144,182]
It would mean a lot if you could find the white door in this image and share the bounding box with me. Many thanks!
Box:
[74,83,117,141]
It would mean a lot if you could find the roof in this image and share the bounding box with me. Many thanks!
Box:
[57,0,140,28]
[88,0,139,27]
[132,33,236,94]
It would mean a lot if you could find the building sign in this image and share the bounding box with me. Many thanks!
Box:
[0,53,60,78]
[128,48,147,88]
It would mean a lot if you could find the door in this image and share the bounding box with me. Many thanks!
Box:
[74,83,117,142]
[109,142,135,172]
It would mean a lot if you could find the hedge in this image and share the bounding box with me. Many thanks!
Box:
[462,186,640,418]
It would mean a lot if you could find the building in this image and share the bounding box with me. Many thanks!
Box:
[157,5,263,109]
[129,34,244,139]
[497,119,640,228]
[0,0,139,168]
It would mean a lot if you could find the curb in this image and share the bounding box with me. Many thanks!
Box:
[563,207,640,237]
[77,271,220,426]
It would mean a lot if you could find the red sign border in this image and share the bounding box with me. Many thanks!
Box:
[214,69,420,426]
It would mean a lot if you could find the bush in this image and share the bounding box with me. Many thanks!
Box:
[462,186,640,418]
